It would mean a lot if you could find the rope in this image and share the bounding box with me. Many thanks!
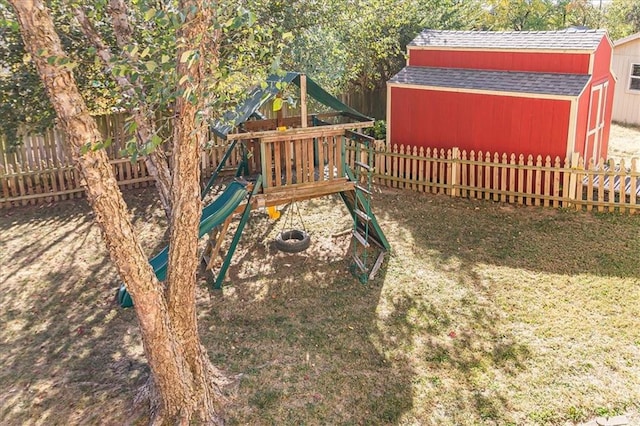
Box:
[280,199,306,233]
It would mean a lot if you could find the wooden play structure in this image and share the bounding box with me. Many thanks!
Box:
[202,72,390,286]
[118,72,390,307]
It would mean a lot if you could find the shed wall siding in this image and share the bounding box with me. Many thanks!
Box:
[592,38,614,82]
[390,86,571,158]
[612,39,640,125]
[407,49,591,74]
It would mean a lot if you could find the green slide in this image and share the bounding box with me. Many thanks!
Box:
[117,180,249,307]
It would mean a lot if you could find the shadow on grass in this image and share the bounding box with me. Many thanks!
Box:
[1,188,415,425]
[195,190,537,423]
[0,189,165,425]
[363,187,640,423]
[372,257,531,423]
[3,184,637,425]
[196,195,415,424]
[378,188,640,280]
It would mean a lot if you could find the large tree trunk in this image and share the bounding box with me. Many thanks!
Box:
[10,1,225,424]
[164,1,227,420]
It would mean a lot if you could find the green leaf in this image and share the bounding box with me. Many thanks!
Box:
[272,97,283,112]
[179,75,189,85]
[282,32,294,42]
[124,120,138,134]
[144,8,156,21]
[140,47,150,58]
[150,134,162,148]
[145,61,157,72]
[61,61,78,71]
[180,50,193,63]
[161,55,170,64]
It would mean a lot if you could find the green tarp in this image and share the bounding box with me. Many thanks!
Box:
[212,72,371,138]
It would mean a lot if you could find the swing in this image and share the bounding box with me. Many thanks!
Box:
[274,201,310,253]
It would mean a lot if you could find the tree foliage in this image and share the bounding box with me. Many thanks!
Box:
[0,2,117,142]
[1,0,287,144]
[245,0,485,93]
[3,0,637,128]
[605,0,640,40]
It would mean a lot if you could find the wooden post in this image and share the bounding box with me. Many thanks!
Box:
[630,158,637,215]
[567,152,580,208]
[450,147,459,197]
[276,92,283,129]
[260,138,269,189]
[300,74,307,128]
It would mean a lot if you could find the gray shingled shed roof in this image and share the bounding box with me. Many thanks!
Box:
[409,29,606,51]
[389,66,591,97]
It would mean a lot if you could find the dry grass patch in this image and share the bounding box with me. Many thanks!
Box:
[1,186,639,425]
[609,122,640,160]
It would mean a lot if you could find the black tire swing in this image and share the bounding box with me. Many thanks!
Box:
[274,201,310,253]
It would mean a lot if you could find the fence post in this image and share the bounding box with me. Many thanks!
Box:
[567,152,580,208]
[450,147,460,197]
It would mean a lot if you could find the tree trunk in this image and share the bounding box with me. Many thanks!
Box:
[164,1,227,420]
[10,1,225,423]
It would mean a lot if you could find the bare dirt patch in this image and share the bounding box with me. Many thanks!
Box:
[1,186,639,425]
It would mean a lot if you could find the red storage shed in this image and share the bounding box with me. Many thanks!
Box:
[387,29,616,162]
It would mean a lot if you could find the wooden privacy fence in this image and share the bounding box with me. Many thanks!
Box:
[0,113,174,171]
[346,141,639,214]
[0,143,251,208]
[1,129,69,171]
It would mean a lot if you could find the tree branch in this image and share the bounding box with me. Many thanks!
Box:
[107,0,134,49]
[73,5,173,220]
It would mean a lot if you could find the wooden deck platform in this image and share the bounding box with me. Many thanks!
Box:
[255,178,355,207]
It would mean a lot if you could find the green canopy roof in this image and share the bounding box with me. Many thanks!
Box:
[212,72,371,138]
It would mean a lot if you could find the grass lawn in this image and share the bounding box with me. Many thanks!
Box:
[1,183,640,425]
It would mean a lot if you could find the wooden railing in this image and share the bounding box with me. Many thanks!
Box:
[259,128,345,191]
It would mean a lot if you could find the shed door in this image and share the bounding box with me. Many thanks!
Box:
[585,82,608,163]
